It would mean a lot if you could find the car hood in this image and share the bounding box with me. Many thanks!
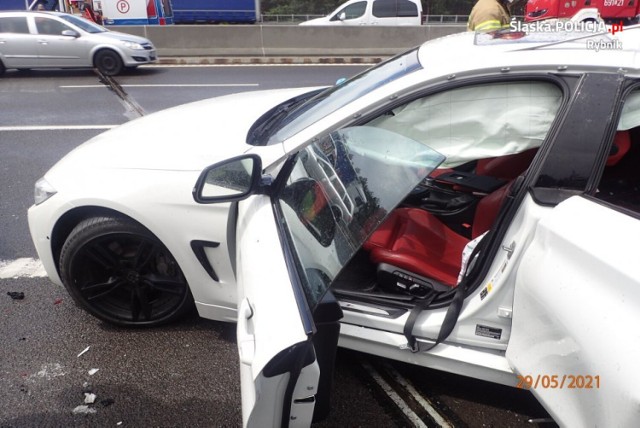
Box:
[97,30,152,45]
[299,17,331,26]
[48,87,320,175]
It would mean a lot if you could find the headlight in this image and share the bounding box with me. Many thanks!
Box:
[34,177,57,205]
[122,40,145,50]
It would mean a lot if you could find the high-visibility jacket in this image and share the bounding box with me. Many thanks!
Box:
[468,0,511,32]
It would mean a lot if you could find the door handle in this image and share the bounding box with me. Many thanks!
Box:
[237,298,255,365]
[38,40,48,45]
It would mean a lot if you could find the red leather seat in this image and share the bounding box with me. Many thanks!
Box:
[365,183,512,287]
[607,131,631,167]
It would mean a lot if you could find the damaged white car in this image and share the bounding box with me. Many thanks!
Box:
[29,30,640,427]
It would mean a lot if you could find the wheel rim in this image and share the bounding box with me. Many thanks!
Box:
[98,53,119,74]
[68,232,188,324]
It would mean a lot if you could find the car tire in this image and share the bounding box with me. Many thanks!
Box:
[59,216,194,327]
[0,60,5,76]
[94,49,123,76]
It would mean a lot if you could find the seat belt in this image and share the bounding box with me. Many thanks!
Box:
[402,235,489,353]
[402,292,438,352]
[402,175,522,353]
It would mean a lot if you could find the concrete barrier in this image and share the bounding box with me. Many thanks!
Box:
[115,24,467,58]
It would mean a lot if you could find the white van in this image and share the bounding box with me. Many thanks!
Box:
[300,0,423,26]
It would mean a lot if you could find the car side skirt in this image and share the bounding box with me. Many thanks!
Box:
[338,323,517,387]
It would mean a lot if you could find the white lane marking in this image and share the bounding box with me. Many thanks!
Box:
[59,83,260,89]
[384,363,454,428]
[359,360,429,428]
[0,125,116,131]
[0,258,47,279]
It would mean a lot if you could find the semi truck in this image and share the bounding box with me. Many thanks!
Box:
[0,0,260,24]
[171,0,260,24]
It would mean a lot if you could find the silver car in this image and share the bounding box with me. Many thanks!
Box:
[0,11,157,76]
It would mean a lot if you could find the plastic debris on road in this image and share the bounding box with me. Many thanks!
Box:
[88,368,99,376]
[7,291,25,300]
[77,346,90,358]
[72,405,96,415]
[84,393,97,404]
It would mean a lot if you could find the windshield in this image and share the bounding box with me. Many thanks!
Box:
[260,48,421,146]
[58,14,107,33]
[277,126,444,308]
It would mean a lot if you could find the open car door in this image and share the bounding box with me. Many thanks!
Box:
[506,196,640,426]
[199,126,445,427]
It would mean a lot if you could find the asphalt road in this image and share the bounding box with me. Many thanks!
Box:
[0,65,553,427]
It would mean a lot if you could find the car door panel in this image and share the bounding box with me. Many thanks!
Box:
[0,33,38,68]
[34,17,88,67]
[36,34,89,67]
[234,126,444,426]
[236,194,320,427]
[507,196,640,426]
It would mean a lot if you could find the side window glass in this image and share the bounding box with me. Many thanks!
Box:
[593,90,640,213]
[332,1,367,20]
[397,0,418,17]
[0,17,30,34]
[367,81,562,171]
[372,0,396,18]
[277,127,444,308]
[36,18,69,35]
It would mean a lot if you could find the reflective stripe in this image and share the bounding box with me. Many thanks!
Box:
[474,19,503,31]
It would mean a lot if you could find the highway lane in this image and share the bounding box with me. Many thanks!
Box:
[0,65,551,427]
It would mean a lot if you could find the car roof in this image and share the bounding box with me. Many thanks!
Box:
[0,10,65,17]
[417,29,640,78]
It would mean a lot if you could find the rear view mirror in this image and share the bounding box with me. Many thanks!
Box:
[193,154,263,203]
[339,12,346,21]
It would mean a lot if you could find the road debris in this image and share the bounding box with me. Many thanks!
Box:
[7,291,25,300]
[29,363,66,381]
[72,405,96,415]
[101,398,115,407]
[77,346,90,358]
[84,393,97,404]
[88,368,99,376]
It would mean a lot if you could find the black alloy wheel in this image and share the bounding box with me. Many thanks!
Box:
[94,49,123,76]
[60,216,194,327]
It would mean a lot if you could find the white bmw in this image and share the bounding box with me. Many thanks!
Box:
[29,30,640,427]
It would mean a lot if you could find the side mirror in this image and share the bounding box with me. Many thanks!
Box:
[193,154,263,204]
[62,29,80,38]
[339,12,347,21]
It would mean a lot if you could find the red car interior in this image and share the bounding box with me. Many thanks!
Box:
[365,182,513,287]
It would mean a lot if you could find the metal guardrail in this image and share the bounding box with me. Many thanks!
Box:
[261,14,323,24]
[261,14,477,25]
[424,15,469,23]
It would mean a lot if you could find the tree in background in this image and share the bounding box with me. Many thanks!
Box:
[262,0,343,14]
[424,0,474,15]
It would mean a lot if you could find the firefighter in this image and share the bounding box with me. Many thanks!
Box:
[468,0,515,32]
[82,1,103,24]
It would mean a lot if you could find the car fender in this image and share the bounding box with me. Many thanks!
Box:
[88,43,127,64]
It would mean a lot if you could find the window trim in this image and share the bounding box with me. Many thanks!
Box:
[530,72,624,207]
[585,79,640,217]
